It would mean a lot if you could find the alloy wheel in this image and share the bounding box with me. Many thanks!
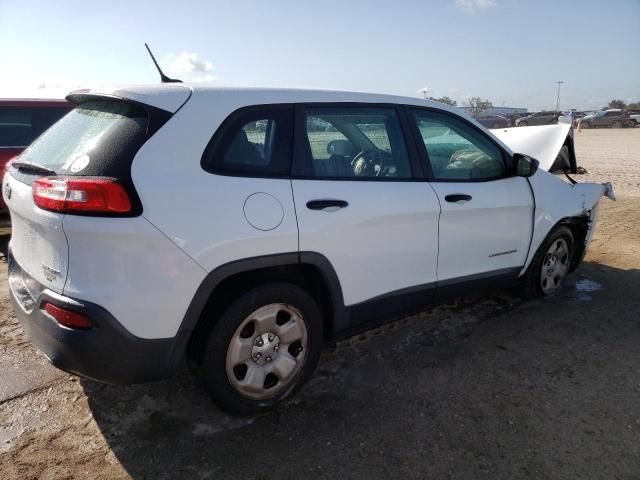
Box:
[540,238,570,294]
[225,303,308,399]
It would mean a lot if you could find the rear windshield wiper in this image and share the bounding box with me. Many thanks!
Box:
[10,161,56,176]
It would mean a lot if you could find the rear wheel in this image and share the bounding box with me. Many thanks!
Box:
[612,120,623,128]
[518,121,528,127]
[200,283,323,414]
[521,226,574,298]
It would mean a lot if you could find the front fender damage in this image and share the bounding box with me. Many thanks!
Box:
[521,171,615,273]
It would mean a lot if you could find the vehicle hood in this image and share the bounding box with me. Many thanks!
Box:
[490,124,572,171]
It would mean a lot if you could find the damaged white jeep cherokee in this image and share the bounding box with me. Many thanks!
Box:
[4,85,614,414]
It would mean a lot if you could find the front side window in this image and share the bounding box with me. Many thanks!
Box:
[204,107,293,177]
[412,110,506,181]
[300,107,411,179]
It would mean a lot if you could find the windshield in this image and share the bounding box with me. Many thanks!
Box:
[18,100,147,174]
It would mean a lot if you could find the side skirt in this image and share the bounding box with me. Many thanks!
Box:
[332,267,522,342]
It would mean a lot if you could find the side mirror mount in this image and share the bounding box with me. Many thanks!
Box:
[514,153,539,177]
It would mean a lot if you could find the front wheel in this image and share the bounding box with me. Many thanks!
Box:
[200,283,323,414]
[612,120,623,128]
[521,226,574,298]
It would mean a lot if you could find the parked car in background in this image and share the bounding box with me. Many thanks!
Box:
[4,84,614,414]
[475,114,510,128]
[515,111,562,126]
[579,109,632,128]
[0,99,72,210]
[627,112,639,127]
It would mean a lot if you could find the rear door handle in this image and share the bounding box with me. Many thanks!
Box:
[306,199,349,211]
[444,194,472,203]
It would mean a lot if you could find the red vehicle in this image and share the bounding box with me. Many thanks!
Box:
[0,99,72,210]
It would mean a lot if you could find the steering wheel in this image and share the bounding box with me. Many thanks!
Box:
[351,149,388,177]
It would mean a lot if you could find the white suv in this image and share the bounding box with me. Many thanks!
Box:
[4,85,613,414]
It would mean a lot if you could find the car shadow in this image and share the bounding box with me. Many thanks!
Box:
[82,261,640,479]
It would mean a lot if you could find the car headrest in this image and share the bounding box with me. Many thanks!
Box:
[327,139,354,157]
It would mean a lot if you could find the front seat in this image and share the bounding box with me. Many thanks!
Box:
[326,139,355,177]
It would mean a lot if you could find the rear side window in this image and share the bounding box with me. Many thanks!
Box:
[18,100,151,177]
[202,106,293,177]
[0,106,70,147]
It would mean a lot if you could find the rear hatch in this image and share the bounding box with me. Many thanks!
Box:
[3,92,179,300]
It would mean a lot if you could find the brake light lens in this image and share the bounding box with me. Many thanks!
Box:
[32,177,131,214]
[43,302,93,329]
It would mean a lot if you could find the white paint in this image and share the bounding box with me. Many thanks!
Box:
[292,179,440,305]
[490,124,573,171]
[61,215,206,338]
[3,172,68,293]
[429,177,533,281]
[243,192,284,231]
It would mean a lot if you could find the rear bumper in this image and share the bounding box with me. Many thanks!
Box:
[8,249,185,384]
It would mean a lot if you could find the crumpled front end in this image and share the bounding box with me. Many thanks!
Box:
[523,171,615,273]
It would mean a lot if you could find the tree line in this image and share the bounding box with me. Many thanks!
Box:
[426,96,640,114]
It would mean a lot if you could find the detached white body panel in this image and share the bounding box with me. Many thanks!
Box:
[491,124,573,171]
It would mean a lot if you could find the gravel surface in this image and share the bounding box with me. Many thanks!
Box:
[0,129,639,479]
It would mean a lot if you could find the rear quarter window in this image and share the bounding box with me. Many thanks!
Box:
[202,105,294,178]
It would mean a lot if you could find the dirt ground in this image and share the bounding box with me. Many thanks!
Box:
[0,129,639,479]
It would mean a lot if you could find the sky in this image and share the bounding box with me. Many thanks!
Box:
[1,0,639,111]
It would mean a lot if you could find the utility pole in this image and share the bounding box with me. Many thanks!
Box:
[555,81,564,111]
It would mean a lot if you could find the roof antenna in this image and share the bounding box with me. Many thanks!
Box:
[144,43,182,83]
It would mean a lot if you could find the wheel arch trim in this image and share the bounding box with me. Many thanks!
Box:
[167,251,347,368]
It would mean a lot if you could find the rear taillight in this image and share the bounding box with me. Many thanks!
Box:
[42,302,93,329]
[32,177,131,214]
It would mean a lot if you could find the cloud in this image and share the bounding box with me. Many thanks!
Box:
[454,0,497,14]
[163,52,216,82]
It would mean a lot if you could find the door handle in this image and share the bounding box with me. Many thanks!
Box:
[444,194,472,203]
[306,199,349,211]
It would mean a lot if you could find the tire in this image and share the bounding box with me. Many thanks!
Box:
[200,283,323,414]
[518,121,528,127]
[580,121,590,129]
[612,120,623,129]
[629,120,637,128]
[520,226,574,298]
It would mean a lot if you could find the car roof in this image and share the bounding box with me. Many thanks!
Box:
[68,83,464,115]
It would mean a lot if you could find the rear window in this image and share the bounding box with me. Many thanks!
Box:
[0,106,70,147]
[18,100,148,176]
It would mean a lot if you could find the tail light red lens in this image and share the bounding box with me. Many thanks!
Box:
[32,177,132,214]
[43,302,93,329]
